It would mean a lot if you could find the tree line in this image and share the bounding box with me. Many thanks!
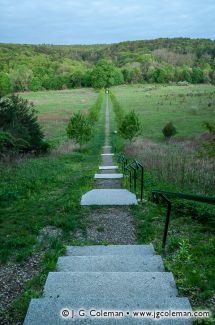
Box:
[0,38,215,96]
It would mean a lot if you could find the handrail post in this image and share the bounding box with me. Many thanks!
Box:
[129,171,132,190]
[140,165,144,202]
[160,194,172,251]
[134,169,137,193]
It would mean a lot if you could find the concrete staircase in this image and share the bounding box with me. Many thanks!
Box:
[81,143,138,205]
[24,244,192,324]
[81,94,137,206]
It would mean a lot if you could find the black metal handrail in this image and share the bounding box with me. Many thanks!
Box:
[152,189,215,250]
[116,153,144,201]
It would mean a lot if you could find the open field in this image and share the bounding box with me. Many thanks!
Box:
[112,84,215,141]
[111,84,215,196]
[19,88,98,144]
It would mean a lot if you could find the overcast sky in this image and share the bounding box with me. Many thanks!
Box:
[0,0,214,44]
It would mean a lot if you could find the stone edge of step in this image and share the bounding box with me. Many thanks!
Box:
[56,255,165,272]
[66,244,155,256]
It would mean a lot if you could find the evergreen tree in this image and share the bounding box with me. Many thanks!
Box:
[119,111,141,142]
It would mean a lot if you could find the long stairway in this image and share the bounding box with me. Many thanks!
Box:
[24,94,192,324]
[81,94,137,206]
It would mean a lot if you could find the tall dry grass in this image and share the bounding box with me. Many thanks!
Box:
[125,138,215,195]
[52,140,78,155]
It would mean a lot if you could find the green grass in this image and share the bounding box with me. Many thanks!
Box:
[111,85,215,195]
[133,202,215,324]
[0,93,105,263]
[112,84,215,141]
[19,88,98,145]
[0,89,105,324]
[110,85,215,323]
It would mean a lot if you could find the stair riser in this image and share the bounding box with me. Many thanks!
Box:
[57,256,164,272]
[66,245,155,256]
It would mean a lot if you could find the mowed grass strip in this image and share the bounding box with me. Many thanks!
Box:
[112,84,215,141]
[19,88,98,144]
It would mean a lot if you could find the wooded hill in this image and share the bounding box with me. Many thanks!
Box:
[0,38,215,95]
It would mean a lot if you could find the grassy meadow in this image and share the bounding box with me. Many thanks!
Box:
[19,88,98,145]
[112,84,215,196]
[112,84,215,141]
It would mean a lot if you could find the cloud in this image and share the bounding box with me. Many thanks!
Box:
[0,0,214,44]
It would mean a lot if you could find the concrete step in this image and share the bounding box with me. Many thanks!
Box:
[101,153,114,156]
[81,189,137,205]
[66,244,155,256]
[100,168,118,174]
[94,173,123,179]
[99,166,118,170]
[24,297,192,324]
[43,272,178,299]
[57,255,164,272]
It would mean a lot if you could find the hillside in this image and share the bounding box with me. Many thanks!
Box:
[0,38,215,95]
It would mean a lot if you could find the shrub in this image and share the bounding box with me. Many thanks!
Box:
[162,122,177,139]
[0,95,45,153]
[67,112,92,149]
[36,141,52,154]
[0,131,15,154]
[203,121,215,134]
[119,110,141,142]
[0,72,12,97]
[199,121,215,158]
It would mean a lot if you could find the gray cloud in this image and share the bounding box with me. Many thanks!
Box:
[0,0,214,44]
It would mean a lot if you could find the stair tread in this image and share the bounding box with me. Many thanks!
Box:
[81,189,137,205]
[24,297,192,325]
[57,255,164,272]
[44,272,178,299]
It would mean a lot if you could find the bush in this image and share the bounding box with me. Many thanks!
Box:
[36,141,52,154]
[162,122,177,139]
[0,131,15,153]
[199,121,215,158]
[203,121,215,134]
[0,72,12,97]
[119,110,141,142]
[0,95,45,153]
[67,112,92,149]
